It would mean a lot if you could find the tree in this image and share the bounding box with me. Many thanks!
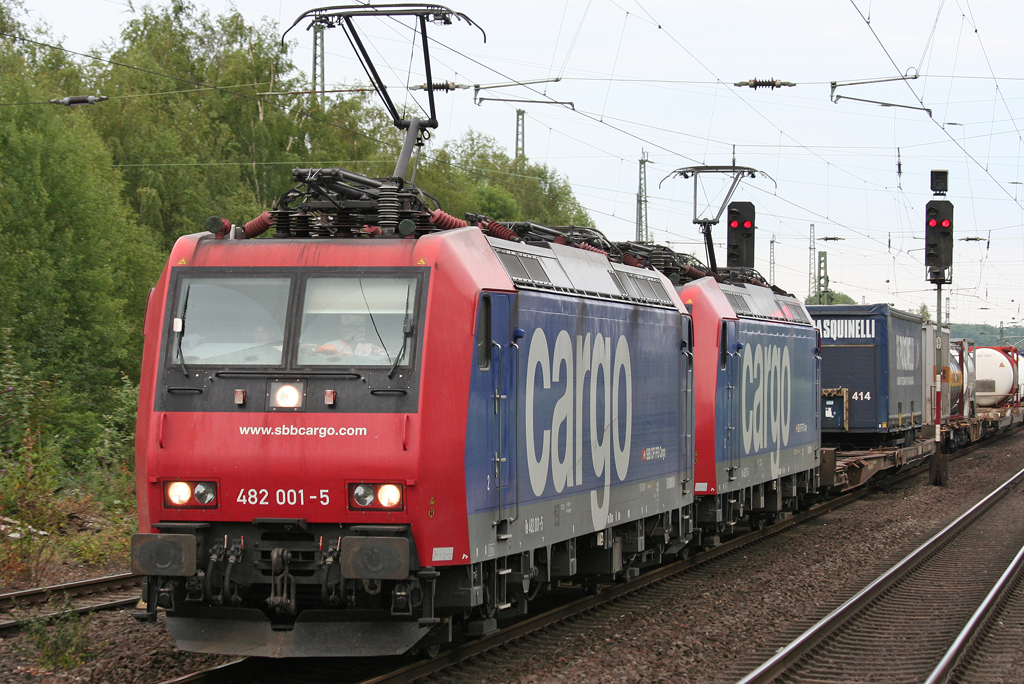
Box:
[415,129,593,227]
[0,5,162,464]
[805,290,856,305]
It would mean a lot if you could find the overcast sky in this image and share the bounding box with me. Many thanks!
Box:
[19,0,1024,329]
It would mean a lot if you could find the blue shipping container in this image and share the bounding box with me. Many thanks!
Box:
[807,304,923,434]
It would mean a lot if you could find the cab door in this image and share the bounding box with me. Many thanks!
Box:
[476,293,518,540]
[720,320,741,483]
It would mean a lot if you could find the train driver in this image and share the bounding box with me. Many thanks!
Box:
[315,313,389,357]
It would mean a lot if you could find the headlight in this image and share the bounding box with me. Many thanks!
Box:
[377,484,402,508]
[352,484,375,507]
[193,482,217,505]
[163,480,219,508]
[348,482,405,511]
[167,481,192,506]
[268,380,305,409]
[275,384,300,407]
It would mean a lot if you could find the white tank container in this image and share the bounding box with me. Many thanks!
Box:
[975,347,1017,407]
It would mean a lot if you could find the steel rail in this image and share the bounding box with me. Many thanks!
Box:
[156,658,249,684]
[0,596,142,632]
[154,431,1022,684]
[924,532,1024,684]
[735,463,1024,684]
[0,573,143,632]
[0,572,139,612]
[356,479,906,684]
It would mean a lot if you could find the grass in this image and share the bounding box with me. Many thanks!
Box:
[14,593,95,671]
[0,439,137,587]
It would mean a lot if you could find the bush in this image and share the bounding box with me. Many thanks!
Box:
[16,593,94,671]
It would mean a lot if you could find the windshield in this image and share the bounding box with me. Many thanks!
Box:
[172,277,291,366]
[298,277,417,367]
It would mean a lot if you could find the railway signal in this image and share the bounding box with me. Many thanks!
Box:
[925,199,954,283]
[727,201,756,268]
[925,170,952,487]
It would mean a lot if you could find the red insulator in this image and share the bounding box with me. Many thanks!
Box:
[362,225,383,236]
[243,211,274,238]
[430,209,468,230]
[622,253,644,268]
[483,220,520,242]
[574,241,608,256]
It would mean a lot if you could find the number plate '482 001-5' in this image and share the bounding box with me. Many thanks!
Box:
[237,488,330,506]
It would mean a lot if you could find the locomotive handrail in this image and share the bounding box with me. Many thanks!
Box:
[508,336,521,527]
[492,340,506,528]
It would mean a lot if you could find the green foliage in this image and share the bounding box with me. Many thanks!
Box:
[0,450,63,583]
[16,593,94,670]
[415,130,593,226]
[0,20,163,465]
[947,323,1024,346]
[805,290,856,305]
[0,0,596,579]
[87,5,402,249]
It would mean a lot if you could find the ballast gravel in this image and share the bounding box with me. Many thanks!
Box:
[0,432,1021,684]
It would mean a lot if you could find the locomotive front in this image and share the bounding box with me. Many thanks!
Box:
[126,4,705,658]
[131,229,487,656]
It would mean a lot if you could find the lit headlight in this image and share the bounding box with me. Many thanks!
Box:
[352,484,375,507]
[269,380,305,409]
[193,482,217,505]
[167,481,192,506]
[163,480,219,508]
[377,484,402,508]
[348,482,405,511]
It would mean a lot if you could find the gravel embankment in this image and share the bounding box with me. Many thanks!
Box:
[431,433,1024,684]
[1,433,1021,683]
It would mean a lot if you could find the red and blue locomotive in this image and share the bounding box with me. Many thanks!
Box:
[681,277,820,538]
[130,3,821,657]
[130,170,697,656]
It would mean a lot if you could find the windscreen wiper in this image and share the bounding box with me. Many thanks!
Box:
[175,285,191,377]
[358,279,392,362]
[388,284,414,379]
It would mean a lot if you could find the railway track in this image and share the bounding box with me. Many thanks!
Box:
[0,573,142,632]
[156,458,935,684]
[3,431,996,684]
[736,464,1024,684]
[941,535,1024,683]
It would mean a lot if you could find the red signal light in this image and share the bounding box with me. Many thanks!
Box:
[941,219,951,228]
[743,220,753,228]
[928,219,937,227]
[730,220,739,228]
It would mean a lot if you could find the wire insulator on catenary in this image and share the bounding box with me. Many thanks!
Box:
[482,220,520,242]
[243,212,274,238]
[621,253,644,268]
[430,209,468,230]
[574,241,608,256]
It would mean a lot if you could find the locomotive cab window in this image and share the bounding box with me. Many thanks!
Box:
[170,276,291,366]
[477,294,492,370]
[297,277,418,368]
[720,321,729,369]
